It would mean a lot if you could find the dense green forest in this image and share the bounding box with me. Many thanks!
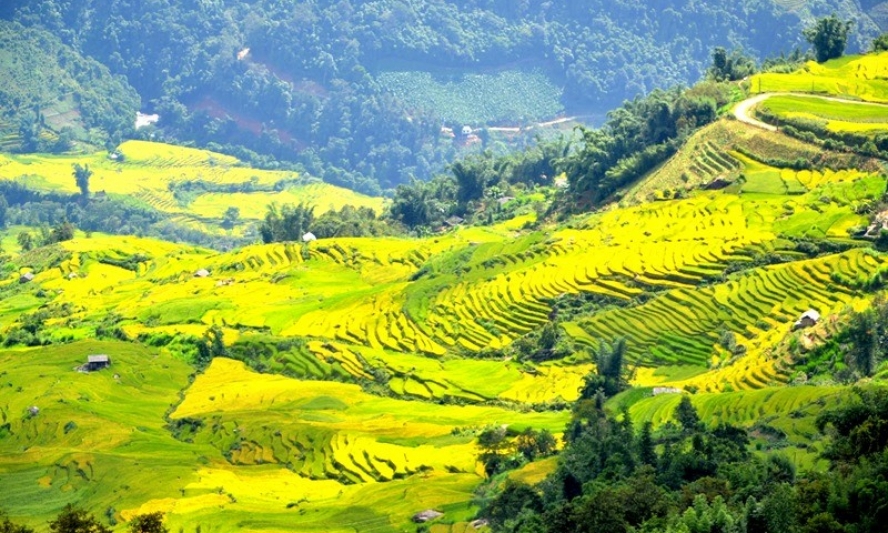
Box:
[1,0,880,194]
[0,21,139,152]
[481,388,888,533]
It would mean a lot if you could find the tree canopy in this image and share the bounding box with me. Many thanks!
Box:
[804,15,853,63]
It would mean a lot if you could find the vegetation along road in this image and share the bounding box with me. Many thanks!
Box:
[734,91,888,131]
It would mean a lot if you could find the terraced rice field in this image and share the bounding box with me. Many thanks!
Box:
[572,249,885,391]
[6,141,880,400]
[0,342,556,532]
[751,53,888,102]
[0,140,384,235]
[757,94,888,134]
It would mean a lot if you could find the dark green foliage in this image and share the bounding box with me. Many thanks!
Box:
[47,222,75,245]
[708,47,757,82]
[49,505,111,533]
[0,511,34,533]
[0,195,7,228]
[485,482,543,530]
[72,164,92,200]
[817,387,888,464]
[873,32,888,53]
[128,512,169,533]
[477,426,557,477]
[560,84,734,206]
[5,0,863,192]
[312,205,400,239]
[579,338,629,399]
[0,21,139,151]
[191,326,228,369]
[797,296,888,382]
[1,183,241,250]
[804,15,853,63]
[221,207,239,230]
[675,396,702,433]
[875,229,888,252]
[485,386,888,533]
[259,203,314,244]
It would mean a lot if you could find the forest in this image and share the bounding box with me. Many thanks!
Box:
[480,388,888,533]
[1,0,877,194]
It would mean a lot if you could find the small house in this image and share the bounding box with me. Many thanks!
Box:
[793,309,821,331]
[443,216,464,228]
[412,510,443,523]
[302,232,317,242]
[86,354,111,371]
[19,272,35,284]
[461,126,473,136]
[194,269,210,278]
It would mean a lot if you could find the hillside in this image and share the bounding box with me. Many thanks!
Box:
[3,51,888,530]
[0,21,140,153]
[2,0,883,194]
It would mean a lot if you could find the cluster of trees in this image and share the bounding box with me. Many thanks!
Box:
[560,81,737,205]
[389,140,567,230]
[482,388,888,533]
[0,507,167,533]
[477,425,558,477]
[258,203,401,243]
[5,0,872,193]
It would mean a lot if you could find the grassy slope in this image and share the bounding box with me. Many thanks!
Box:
[4,54,888,531]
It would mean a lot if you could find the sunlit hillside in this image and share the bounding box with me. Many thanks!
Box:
[4,53,888,532]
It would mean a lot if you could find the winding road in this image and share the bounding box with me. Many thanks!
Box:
[732,92,888,132]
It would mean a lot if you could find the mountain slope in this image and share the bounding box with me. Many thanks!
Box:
[0,21,140,152]
[3,53,888,532]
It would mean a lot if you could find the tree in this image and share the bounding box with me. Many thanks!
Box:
[0,194,7,228]
[389,181,439,229]
[53,127,75,153]
[49,505,111,533]
[49,221,75,244]
[515,428,557,461]
[128,513,168,533]
[675,395,701,433]
[478,426,508,462]
[873,32,888,53]
[72,163,93,200]
[708,47,756,82]
[259,203,315,243]
[804,15,852,63]
[17,231,34,251]
[483,481,543,530]
[579,338,629,399]
[221,206,240,229]
[638,421,657,466]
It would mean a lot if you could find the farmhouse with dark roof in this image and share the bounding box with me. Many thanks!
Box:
[85,354,111,371]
